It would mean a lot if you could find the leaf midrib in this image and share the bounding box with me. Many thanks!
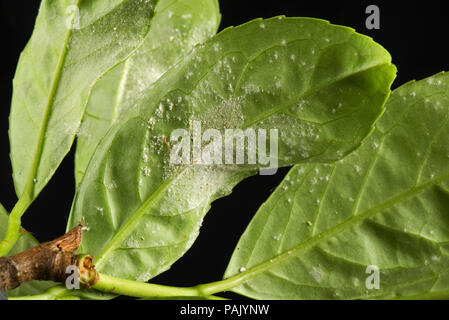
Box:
[94,175,176,267]
[22,0,82,199]
[93,59,393,270]
[228,171,449,290]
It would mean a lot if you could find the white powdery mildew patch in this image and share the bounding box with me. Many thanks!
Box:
[309,266,323,283]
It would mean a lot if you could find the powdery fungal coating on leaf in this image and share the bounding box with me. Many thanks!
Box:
[67,16,395,285]
[10,0,157,200]
[225,72,449,300]
[74,0,222,186]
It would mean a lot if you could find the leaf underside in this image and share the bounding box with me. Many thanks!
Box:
[68,17,395,284]
[74,0,221,186]
[225,72,449,300]
[9,0,157,200]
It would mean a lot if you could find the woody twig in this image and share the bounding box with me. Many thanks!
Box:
[0,225,98,292]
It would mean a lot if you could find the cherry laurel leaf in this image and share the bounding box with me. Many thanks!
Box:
[74,0,221,186]
[225,72,449,300]
[68,17,396,283]
[9,0,157,200]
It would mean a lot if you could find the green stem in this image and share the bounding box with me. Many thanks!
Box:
[11,273,232,300]
[0,193,32,257]
[93,273,207,299]
[92,271,250,299]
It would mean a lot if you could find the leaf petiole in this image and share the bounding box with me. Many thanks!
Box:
[10,274,230,300]
[0,191,33,257]
[92,272,255,299]
[93,273,209,299]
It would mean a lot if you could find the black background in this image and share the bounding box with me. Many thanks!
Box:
[0,0,448,298]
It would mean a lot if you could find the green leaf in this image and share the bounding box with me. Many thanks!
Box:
[74,0,221,186]
[68,17,395,282]
[0,204,54,297]
[224,72,449,300]
[9,0,157,201]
